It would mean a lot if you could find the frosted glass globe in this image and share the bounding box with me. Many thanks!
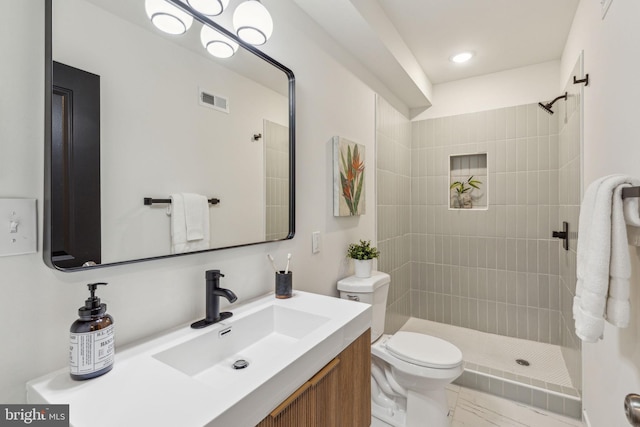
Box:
[145,0,193,35]
[187,0,229,17]
[201,25,239,58]
[233,1,273,45]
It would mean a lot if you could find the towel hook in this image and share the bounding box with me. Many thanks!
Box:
[573,74,589,86]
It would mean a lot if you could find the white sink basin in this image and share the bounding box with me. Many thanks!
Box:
[153,305,330,377]
[27,291,370,427]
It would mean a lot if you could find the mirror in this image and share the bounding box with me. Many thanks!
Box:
[44,0,295,270]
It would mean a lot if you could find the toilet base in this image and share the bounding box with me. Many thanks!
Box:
[371,350,454,427]
[371,398,406,427]
[372,390,450,427]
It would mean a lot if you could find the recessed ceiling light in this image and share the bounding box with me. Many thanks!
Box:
[450,52,474,63]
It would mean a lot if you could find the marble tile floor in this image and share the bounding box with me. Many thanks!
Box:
[446,384,584,427]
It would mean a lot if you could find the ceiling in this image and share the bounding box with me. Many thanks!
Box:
[293,0,579,110]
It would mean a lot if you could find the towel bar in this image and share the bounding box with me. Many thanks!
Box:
[622,187,640,199]
[144,197,220,205]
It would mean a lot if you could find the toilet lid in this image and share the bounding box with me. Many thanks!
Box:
[385,332,462,369]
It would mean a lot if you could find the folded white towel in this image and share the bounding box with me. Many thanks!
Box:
[170,193,210,254]
[183,193,207,241]
[608,183,633,327]
[573,175,640,342]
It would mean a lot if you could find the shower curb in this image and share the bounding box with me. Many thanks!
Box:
[455,364,582,419]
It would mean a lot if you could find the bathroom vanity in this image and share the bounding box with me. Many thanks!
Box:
[27,292,371,426]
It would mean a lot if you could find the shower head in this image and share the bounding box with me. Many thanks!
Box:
[538,102,554,115]
[537,92,568,115]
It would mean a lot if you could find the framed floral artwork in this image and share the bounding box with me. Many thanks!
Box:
[333,136,366,216]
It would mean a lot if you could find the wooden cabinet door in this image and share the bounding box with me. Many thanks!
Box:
[256,358,340,427]
[337,330,371,427]
[311,358,340,427]
[256,329,371,427]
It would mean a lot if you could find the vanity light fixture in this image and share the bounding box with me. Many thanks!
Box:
[145,0,194,35]
[450,51,474,63]
[201,24,239,58]
[187,0,229,17]
[232,0,273,46]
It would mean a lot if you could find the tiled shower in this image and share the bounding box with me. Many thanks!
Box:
[376,95,412,333]
[376,86,582,414]
[410,104,563,343]
[265,120,290,240]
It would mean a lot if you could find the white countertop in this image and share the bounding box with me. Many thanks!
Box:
[27,291,371,427]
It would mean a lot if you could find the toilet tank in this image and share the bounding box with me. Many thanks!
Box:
[337,271,390,342]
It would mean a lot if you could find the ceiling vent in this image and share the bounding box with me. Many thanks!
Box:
[198,88,229,113]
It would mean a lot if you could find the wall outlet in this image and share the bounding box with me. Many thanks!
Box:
[0,198,37,257]
[312,231,321,254]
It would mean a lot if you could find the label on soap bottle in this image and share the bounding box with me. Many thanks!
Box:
[70,325,115,375]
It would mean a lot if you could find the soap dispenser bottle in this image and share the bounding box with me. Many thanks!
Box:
[69,282,114,380]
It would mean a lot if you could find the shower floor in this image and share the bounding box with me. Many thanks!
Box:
[399,317,581,419]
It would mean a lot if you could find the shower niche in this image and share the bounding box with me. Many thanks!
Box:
[449,153,487,210]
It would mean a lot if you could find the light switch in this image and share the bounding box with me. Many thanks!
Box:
[0,198,37,257]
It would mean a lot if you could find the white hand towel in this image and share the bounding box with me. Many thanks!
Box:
[169,193,210,254]
[183,193,208,241]
[573,175,640,342]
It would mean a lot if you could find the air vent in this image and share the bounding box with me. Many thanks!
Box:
[198,88,229,113]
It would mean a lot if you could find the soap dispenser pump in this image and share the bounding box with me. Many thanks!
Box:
[69,282,115,380]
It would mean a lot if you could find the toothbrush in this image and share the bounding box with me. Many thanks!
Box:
[267,254,278,273]
[284,253,291,274]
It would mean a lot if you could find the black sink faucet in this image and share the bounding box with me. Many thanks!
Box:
[191,270,238,329]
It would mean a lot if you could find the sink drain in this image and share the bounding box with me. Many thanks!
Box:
[232,359,249,370]
[515,358,530,366]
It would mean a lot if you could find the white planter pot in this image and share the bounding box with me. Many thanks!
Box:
[354,259,373,278]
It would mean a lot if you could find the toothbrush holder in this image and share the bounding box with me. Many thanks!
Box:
[275,271,292,299]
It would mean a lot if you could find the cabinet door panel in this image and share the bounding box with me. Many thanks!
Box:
[256,329,371,427]
[337,329,371,427]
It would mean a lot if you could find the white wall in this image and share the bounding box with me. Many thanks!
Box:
[414,60,560,120]
[561,0,640,425]
[0,0,377,403]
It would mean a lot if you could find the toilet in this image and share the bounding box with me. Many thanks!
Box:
[338,271,463,427]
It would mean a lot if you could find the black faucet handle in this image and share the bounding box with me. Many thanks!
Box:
[205,270,225,280]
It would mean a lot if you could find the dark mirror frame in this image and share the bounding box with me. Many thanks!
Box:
[43,0,296,271]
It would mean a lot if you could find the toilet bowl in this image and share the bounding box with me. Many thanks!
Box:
[338,271,463,427]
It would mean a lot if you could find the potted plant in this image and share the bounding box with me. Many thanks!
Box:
[347,240,380,278]
[449,176,482,208]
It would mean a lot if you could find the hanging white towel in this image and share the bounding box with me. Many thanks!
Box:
[169,193,210,254]
[573,174,640,342]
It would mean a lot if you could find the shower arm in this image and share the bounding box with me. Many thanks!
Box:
[547,92,568,108]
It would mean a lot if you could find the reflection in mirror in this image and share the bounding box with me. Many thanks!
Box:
[44,0,295,270]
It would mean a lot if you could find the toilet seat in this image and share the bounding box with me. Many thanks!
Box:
[385,331,462,369]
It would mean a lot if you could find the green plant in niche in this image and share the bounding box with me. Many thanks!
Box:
[346,240,380,260]
[450,176,482,208]
[449,175,482,195]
